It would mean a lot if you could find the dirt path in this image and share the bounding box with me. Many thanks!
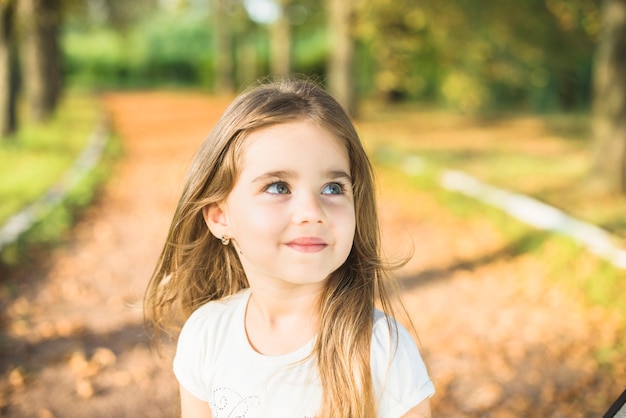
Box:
[0,92,623,417]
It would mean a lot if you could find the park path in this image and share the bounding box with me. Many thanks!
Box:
[0,91,623,417]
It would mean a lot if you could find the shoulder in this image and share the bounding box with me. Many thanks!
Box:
[173,289,250,402]
[188,288,250,318]
[175,289,249,369]
[371,309,414,352]
[370,309,422,373]
[181,289,250,334]
[370,309,435,416]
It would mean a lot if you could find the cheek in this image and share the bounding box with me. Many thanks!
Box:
[335,208,356,246]
[229,205,282,241]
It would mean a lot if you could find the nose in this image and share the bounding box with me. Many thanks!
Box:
[291,190,325,224]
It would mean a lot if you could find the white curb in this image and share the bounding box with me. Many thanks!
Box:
[0,119,110,252]
[402,156,626,270]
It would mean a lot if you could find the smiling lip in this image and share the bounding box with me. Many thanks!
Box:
[286,237,328,253]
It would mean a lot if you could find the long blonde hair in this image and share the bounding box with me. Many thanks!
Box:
[145,78,401,417]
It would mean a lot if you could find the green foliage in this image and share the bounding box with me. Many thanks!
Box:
[292,26,329,76]
[131,14,215,87]
[63,13,215,88]
[355,0,599,112]
[62,6,332,91]
[61,1,601,110]
[62,26,130,87]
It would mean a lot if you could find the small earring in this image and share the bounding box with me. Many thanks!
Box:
[220,235,230,246]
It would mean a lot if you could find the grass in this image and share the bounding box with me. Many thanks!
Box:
[0,91,117,264]
[358,101,626,241]
[0,93,100,224]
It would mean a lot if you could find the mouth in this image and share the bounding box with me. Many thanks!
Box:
[285,237,328,253]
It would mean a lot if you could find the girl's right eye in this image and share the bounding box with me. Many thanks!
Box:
[265,182,290,194]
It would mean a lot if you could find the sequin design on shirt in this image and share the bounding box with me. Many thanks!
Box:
[210,387,261,417]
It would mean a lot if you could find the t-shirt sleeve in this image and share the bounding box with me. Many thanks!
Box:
[172,308,212,402]
[371,314,435,417]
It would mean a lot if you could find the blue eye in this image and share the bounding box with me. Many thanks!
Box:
[322,183,344,195]
[266,182,290,194]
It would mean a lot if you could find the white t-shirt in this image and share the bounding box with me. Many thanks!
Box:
[173,289,434,418]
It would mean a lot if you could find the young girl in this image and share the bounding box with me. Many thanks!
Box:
[145,79,435,417]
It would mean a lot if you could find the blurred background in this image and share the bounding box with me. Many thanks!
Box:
[0,0,607,115]
[1,0,626,417]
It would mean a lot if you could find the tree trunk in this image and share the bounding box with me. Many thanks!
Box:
[17,0,62,123]
[270,0,291,78]
[591,0,626,194]
[212,0,234,94]
[237,32,258,87]
[326,0,355,116]
[0,0,18,138]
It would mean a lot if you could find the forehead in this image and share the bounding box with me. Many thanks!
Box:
[238,120,350,174]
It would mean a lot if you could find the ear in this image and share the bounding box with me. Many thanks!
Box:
[202,203,229,239]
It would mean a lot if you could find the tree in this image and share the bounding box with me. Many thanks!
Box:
[326,0,355,115]
[0,0,17,137]
[591,0,626,194]
[270,0,291,77]
[227,1,260,88]
[104,0,158,30]
[212,0,235,93]
[353,0,597,111]
[16,0,62,122]
[354,0,429,103]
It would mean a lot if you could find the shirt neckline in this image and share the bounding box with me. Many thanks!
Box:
[236,288,316,364]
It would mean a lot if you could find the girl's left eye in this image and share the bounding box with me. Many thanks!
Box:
[322,183,344,195]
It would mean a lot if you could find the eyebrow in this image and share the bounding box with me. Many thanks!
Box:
[327,170,353,183]
[251,170,352,184]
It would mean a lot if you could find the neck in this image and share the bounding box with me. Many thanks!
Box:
[248,281,322,323]
[244,282,323,355]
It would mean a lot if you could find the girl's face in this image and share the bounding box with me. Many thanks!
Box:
[212,120,356,290]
